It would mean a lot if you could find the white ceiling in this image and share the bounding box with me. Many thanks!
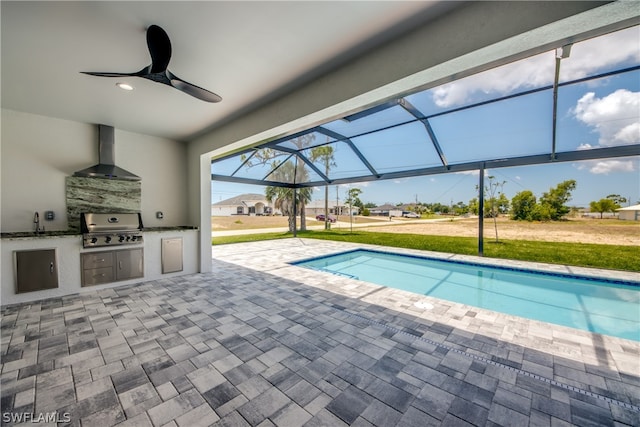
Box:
[1,1,459,141]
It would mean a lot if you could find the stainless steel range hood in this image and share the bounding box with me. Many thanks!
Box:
[73,125,140,181]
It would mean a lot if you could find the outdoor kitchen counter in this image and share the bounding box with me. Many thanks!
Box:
[1,228,199,305]
[1,226,198,239]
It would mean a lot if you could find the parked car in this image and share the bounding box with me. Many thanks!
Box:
[403,212,420,218]
[316,214,337,223]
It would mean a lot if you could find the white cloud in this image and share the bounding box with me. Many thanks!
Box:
[587,160,636,175]
[432,26,640,108]
[560,27,640,81]
[573,89,640,147]
[339,181,370,189]
[615,122,640,144]
[454,170,480,176]
[433,52,554,107]
[454,169,496,177]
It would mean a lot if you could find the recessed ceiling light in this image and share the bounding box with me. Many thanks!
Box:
[116,82,134,91]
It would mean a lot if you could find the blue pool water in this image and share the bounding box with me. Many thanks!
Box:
[293,249,640,341]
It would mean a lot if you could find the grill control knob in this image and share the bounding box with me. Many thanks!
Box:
[118,235,125,242]
[90,237,98,244]
[105,236,112,243]
[126,235,131,241]
[131,236,137,242]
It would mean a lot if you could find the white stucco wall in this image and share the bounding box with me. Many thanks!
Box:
[1,109,191,232]
[619,210,640,221]
[211,206,240,216]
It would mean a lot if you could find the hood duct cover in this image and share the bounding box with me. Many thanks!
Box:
[74,125,140,181]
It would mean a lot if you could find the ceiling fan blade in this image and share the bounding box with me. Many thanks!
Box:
[146,25,171,73]
[81,71,141,78]
[82,24,221,103]
[169,73,222,103]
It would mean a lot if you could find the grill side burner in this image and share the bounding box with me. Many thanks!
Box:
[81,213,143,248]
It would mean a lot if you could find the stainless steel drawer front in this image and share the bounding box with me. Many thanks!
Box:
[82,266,115,286]
[82,252,114,269]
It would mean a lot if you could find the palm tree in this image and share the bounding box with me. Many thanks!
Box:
[242,136,315,231]
[265,185,296,232]
[310,144,336,230]
[265,160,312,232]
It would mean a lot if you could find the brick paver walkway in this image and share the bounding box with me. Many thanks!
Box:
[1,239,638,426]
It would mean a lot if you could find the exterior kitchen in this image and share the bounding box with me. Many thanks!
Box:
[1,110,199,305]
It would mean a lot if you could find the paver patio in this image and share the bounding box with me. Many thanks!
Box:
[1,239,638,426]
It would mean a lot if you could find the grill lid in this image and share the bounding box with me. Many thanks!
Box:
[81,213,143,233]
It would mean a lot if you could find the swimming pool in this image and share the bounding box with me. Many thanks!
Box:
[292,249,640,341]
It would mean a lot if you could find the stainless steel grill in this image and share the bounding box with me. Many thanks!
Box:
[81,212,143,248]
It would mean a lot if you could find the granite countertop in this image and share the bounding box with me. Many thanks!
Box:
[0,230,80,239]
[143,226,199,232]
[1,226,198,239]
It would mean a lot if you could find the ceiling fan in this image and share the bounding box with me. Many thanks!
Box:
[81,25,222,103]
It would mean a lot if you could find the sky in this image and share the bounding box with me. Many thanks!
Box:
[212,26,640,209]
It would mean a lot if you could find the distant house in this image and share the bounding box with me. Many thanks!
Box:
[370,203,400,216]
[306,200,359,216]
[211,193,274,216]
[617,204,640,221]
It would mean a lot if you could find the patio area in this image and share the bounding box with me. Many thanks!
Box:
[1,239,639,426]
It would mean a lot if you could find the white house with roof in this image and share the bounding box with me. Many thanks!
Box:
[306,200,359,217]
[211,193,274,216]
[370,203,402,217]
[617,204,640,221]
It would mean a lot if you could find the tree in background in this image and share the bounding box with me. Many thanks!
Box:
[479,176,506,242]
[264,160,312,232]
[606,194,627,206]
[427,202,450,215]
[468,198,479,216]
[511,180,577,221]
[451,201,469,216]
[344,188,362,233]
[539,179,577,220]
[265,185,296,232]
[511,190,538,221]
[243,135,315,231]
[590,198,620,218]
[309,143,336,230]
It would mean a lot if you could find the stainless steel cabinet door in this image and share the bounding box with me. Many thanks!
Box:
[15,249,59,293]
[116,248,144,280]
[162,238,183,274]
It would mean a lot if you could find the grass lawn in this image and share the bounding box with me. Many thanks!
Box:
[211,215,387,230]
[213,230,640,272]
